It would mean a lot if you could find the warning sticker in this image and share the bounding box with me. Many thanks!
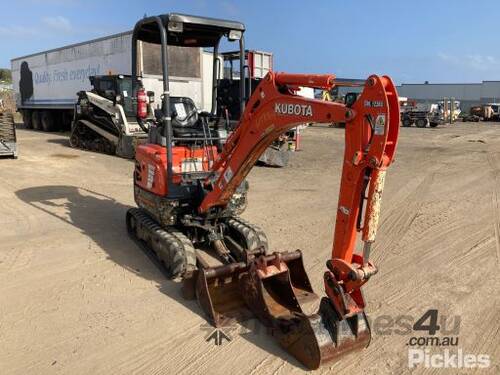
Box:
[374,114,386,135]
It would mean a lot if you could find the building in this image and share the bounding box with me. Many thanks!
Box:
[396,81,500,111]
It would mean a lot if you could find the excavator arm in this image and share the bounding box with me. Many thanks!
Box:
[201,72,398,279]
[196,71,399,369]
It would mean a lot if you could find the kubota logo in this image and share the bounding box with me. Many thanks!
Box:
[275,103,313,117]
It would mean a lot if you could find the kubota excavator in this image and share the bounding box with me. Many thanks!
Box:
[126,14,399,369]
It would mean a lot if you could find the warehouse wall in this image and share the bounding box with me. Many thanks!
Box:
[396,81,500,111]
[480,81,500,103]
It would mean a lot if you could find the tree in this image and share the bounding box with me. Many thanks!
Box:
[0,69,12,83]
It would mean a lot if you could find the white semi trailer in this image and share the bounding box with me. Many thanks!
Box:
[11,31,214,132]
[10,26,276,160]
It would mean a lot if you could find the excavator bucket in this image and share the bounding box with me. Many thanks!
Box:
[194,262,253,326]
[191,250,316,327]
[239,251,319,323]
[191,249,371,370]
[273,300,371,369]
[239,251,371,369]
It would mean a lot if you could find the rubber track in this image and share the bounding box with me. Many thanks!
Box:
[70,121,116,155]
[226,217,269,253]
[127,208,196,279]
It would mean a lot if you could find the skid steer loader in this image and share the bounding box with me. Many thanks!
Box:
[71,74,147,157]
[124,13,400,370]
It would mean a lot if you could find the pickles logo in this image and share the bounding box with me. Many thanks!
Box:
[405,310,490,369]
[275,103,313,117]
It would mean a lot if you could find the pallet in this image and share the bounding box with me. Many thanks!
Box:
[0,112,17,158]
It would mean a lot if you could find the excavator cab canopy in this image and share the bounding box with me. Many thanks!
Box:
[131,13,247,193]
[131,12,247,117]
[134,13,245,47]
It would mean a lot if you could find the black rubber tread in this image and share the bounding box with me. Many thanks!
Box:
[0,113,16,141]
[32,111,41,130]
[126,208,196,279]
[70,120,116,155]
[22,111,33,129]
[226,217,269,254]
[41,111,56,132]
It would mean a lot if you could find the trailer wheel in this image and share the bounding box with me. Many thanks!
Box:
[22,110,33,129]
[415,118,428,128]
[41,111,56,132]
[61,111,73,131]
[402,118,412,127]
[32,111,42,130]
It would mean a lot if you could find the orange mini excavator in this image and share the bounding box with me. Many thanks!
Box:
[126,14,399,369]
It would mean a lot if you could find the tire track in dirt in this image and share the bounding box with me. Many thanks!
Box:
[374,171,435,264]
[486,152,500,267]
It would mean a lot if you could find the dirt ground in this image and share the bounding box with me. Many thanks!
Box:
[1,123,499,374]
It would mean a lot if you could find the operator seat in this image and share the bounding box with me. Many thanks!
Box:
[150,96,221,148]
[168,97,213,139]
